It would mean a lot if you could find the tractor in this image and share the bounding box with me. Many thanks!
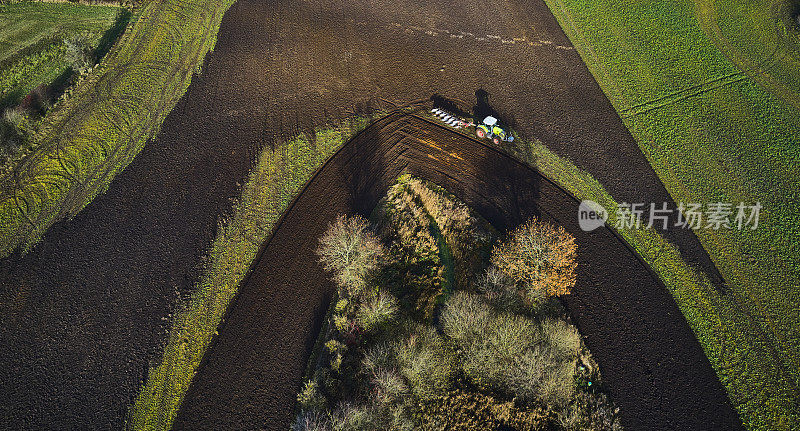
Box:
[474,116,514,145]
[430,108,515,145]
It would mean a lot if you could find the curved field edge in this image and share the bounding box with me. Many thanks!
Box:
[129,110,749,430]
[540,0,800,428]
[0,0,238,258]
[125,116,373,430]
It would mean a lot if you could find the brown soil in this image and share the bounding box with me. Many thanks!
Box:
[173,113,741,430]
[0,0,736,429]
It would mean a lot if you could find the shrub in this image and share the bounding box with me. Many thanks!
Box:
[541,318,581,359]
[329,402,380,431]
[461,311,539,393]
[478,266,549,315]
[317,215,386,295]
[371,368,410,404]
[536,358,577,410]
[63,32,94,73]
[395,326,456,400]
[0,109,30,157]
[362,342,396,377]
[558,391,622,431]
[355,290,399,332]
[298,378,327,411]
[325,339,346,355]
[440,291,491,345]
[491,217,577,299]
[444,292,580,407]
[417,387,550,431]
[292,410,331,431]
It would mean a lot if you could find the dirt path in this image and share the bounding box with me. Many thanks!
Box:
[173,113,741,430]
[1,0,731,429]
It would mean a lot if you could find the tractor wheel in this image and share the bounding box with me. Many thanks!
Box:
[476,128,486,139]
[492,136,501,145]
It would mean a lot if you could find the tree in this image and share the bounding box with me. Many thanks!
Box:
[317,215,386,295]
[491,217,577,299]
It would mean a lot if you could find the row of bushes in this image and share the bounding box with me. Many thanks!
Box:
[294,177,621,430]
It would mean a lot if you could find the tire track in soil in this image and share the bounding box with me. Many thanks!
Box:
[173,112,742,431]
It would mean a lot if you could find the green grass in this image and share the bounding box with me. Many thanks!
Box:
[125,117,371,431]
[0,2,121,65]
[537,0,800,427]
[696,0,800,110]
[0,0,237,258]
[0,2,123,107]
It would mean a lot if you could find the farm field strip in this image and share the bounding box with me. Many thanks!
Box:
[126,116,373,431]
[541,0,800,427]
[168,112,740,430]
[0,3,121,65]
[0,3,123,107]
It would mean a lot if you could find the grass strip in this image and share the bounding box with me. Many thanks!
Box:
[0,0,237,258]
[0,2,121,65]
[125,117,371,430]
[509,137,799,429]
[539,0,800,427]
[0,3,125,109]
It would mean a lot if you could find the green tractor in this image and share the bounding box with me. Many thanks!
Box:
[430,108,514,145]
[474,116,514,145]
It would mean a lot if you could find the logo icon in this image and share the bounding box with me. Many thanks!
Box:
[578,200,608,232]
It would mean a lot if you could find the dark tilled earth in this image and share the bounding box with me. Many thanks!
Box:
[0,0,734,429]
[173,113,741,430]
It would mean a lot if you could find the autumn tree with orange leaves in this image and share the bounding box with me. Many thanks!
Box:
[491,217,577,301]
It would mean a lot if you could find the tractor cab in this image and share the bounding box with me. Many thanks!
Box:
[475,116,514,144]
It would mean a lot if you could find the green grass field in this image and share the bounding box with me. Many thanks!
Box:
[125,117,372,431]
[0,2,123,108]
[696,0,800,109]
[542,0,800,428]
[0,0,236,259]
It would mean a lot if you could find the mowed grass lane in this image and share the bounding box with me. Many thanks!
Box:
[543,0,800,428]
